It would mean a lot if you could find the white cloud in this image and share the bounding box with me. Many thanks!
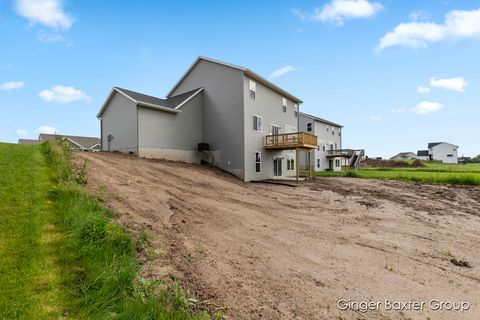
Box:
[409,10,430,22]
[15,0,73,30]
[0,81,25,90]
[39,85,91,104]
[430,76,467,92]
[378,8,480,50]
[369,115,382,122]
[36,126,59,135]
[417,86,431,94]
[391,107,406,113]
[293,0,382,25]
[411,101,445,114]
[269,65,299,80]
[16,129,28,138]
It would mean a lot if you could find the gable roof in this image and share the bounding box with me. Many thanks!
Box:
[97,87,203,118]
[417,150,429,156]
[428,142,459,148]
[391,152,416,159]
[166,56,302,104]
[38,134,100,149]
[299,112,343,128]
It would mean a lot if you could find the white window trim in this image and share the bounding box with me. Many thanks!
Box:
[253,114,263,133]
[268,123,280,136]
[255,151,262,173]
[249,80,256,100]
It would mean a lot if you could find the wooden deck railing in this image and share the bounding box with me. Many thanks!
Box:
[264,132,317,150]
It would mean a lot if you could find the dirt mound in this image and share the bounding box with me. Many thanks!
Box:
[361,158,426,168]
[76,152,480,320]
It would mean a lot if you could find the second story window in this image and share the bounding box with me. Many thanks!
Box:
[249,80,256,100]
[294,104,298,118]
[282,97,287,112]
[253,115,263,132]
[306,123,312,132]
[269,124,280,136]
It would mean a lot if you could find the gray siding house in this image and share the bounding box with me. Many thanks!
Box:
[428,142,459,164]
[299,112,344,171]
[98,57,317,181]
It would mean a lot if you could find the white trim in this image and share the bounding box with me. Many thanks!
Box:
[137,102,181,114]
[166,56,302,103]
[97,87,138,119]
[268,123,280,135]
[252,114,263,133]
[89,143,101,149]
[255,151,262,173]
[174,87,204,109]
[63,137,84,149]
[167,56,247,97]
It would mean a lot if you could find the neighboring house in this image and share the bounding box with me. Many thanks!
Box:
[98,56,318,182]
[30,134,101,151]
[298,112,343,171]
[18,139,41,145]
[390,152,417,161]
[458,156,471,164]
[428,142,458,164]
[416,150,429,161]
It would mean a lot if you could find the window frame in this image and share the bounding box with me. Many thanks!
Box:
[249,80,256,100]
[255,152,261,173]
[306,122,313,132]
[253,114,263,133]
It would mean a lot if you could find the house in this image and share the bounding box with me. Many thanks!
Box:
[98,56,319,182]
[18,139,41,145]
[416,150,429,161]
[390,152,417,161]
[18,134,101,151]
[299,112,342,171]
[458,156,471,164]
[428,142,458,164]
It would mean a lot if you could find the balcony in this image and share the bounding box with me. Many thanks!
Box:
[326,149,355,158]
[264,132,317,150]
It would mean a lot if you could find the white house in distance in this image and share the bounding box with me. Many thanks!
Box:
[416,142,459,163]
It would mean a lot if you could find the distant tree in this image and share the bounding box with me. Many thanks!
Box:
[472,155,480,163]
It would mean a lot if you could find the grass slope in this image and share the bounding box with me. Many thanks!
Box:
[0,142,214,320]
[0,143,70,319]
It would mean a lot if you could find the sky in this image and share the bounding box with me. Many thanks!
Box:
[0,0,479,158]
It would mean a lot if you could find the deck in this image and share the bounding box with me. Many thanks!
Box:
[264,132,317,150]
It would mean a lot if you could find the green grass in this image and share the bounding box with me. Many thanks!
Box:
[315,161,480,185]
[0,143,71,319]
[0,142,215,319]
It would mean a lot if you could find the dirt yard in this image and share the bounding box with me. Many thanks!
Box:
[76,152,480,320]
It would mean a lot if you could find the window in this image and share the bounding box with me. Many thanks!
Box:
[255,152,261,172]
[335,159,340,167]
[447,154,453,157]
[294,104,298,117]
[269,124,280,136]
[330,144,334,151]
[282,97,287,112]
[335,143,337,149]
[339,132,341,137]
[249,80,256,100]
[322,145,326,152]
[317,159,321,168]
[306,122,312,132]
[332,130,334,136]
[253,115,263,132]
[287,159,295,170]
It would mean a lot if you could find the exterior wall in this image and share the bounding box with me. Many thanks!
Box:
[137,93,203,163]
[170,60,245,178]
[100,92,138,153]
[417,156,429,161]
[299,114,342,171]
[243,75,298,181]
[430,143,458,164]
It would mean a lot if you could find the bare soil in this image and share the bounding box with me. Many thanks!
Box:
[76,152,480,320]
[361,158,426,168]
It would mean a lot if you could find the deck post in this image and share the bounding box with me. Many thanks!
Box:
[308,149,311,180]
[296,147,299,182]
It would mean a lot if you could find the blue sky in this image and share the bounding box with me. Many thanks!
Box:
[0,0,479,158]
